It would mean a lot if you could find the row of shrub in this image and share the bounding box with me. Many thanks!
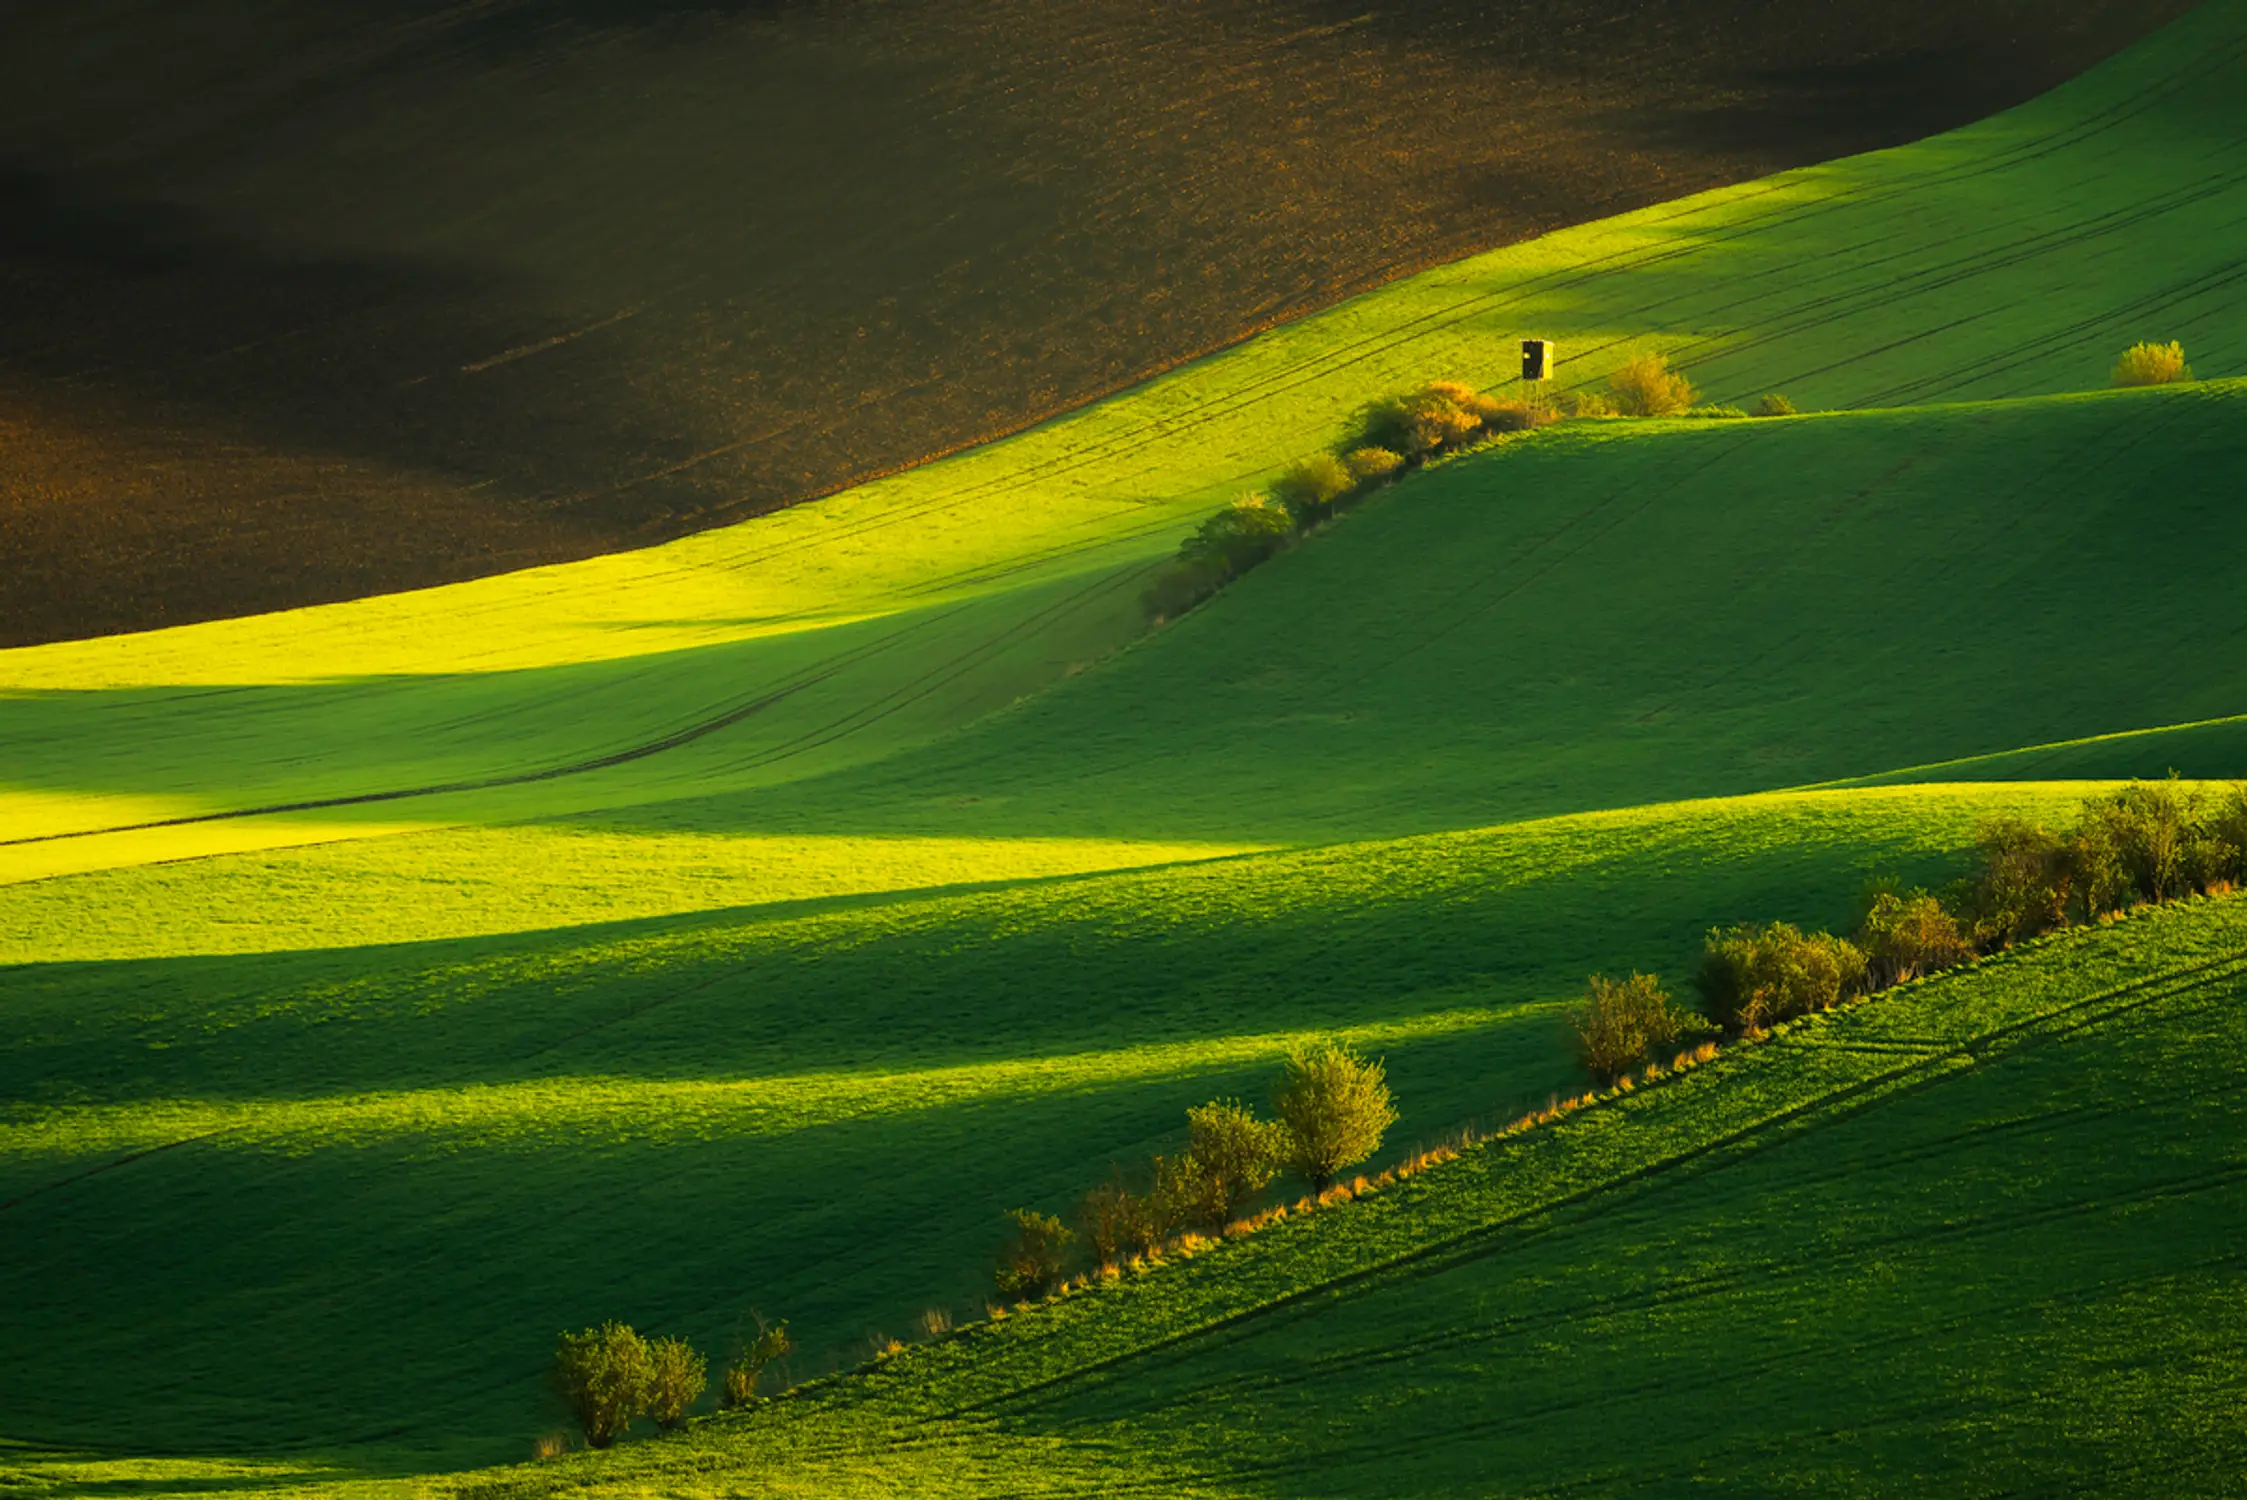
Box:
[1569,779,2247,1078]
[546,1317,792,1450]
[1143,352,1797,620]
[995,1040,1397,1298]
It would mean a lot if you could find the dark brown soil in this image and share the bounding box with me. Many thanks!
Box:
[0,0,2197,646]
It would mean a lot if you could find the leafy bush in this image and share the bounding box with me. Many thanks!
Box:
[720,1320,792,1409]
[643,1336,707,1432]
[1694,922,1867,1031]
[1481,397,1559,434]
[1607,353,1697,417]
[1271,453,1356,523]
[1343,445,1405,481]
[1568,972,1691,1081]
[994,1208,1074,1299]
[1361,382,1489,459]
[2202,783,2247,887]
[1560,388,1617,418]
[1274,1041,1396,1190]
[1180,494,1296,577]
[1683,404,1749,420]
[2079,779,2198,904]
[1754,393,1797,417]
[1963,817,2075,945]
[1183,1100,1284,1230]
[1076,1177,1151,1265]
[1858,890,1973,987]
[1141,558,1228,621]
[2111,340,2191,387]
[553,1322,653,1449]
[1146,1152,1214,1243]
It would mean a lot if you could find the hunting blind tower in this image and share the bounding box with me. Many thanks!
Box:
[1521,339,1556,382]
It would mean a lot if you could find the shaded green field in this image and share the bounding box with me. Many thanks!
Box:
[442,891,2247,1498]
[1,782,2104,1457]
[4,7,2247,1490]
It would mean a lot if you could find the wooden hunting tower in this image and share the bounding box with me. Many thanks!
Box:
[1521,339,1556,382]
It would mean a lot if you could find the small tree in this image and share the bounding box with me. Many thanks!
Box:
[1753,393,1797,417]
[1271,453,1356,522]
[720,1319,792,1409]
[1183,1100,1284,1230]
[1608,352,1697,416]
[552,1322,653,1449]
[1568,972,1690,1081]
[2080,779,2198,903]
[1343,445,1405,481]
[1274,1041,1397,1190]
[1694,922,1867,1032]
[1077,1176,1145,1265]
[644,1336,707,1432]
[1858,890,1973,987]
[2111,341,2190,387]
[1179,494,1297,578]
[1146,1152,1214,1243]
[994,1208,1074,1300]
[2201,782,2247,888]
[1363,383,1484,458]
[1963,817,2074,946]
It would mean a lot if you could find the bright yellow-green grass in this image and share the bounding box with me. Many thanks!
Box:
[5,5,2247,1492]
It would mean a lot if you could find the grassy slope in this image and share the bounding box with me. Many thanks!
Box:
[20,886,2241,1497]
[698,379,2247,846]
[4,4,2247,1482]
[488,891,2247,1499]
[0,782,2109,1457]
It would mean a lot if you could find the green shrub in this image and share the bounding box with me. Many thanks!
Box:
[2112,340,2191,387]
[1076,1177,1147,1265]
[1343,445,1405,481]
[1560,388,1617,418]
[719,1321,792,1409]
[1274,1041,1396,1190]
[1753,393,1797,417]
[1858,890,1973,987]
[552,1322,653,1449]
[2079,779,2198,904]
[1567,972,1691,1081]
[1271,453,1356,523]
[1141,558,1228,621]
[643,1336,707,1432]
[1361,382,1487,459]
[994,1208,1074,1299]
[1962,817,2075,946]
[1179,494,1296,577]
[1481,396,1559,433]
[1607,353,1697,417]
[1183,1100,1284,1230]
[1683,404,1749,420]
[1694,922,1867,1031]
[2201,783,2247,888]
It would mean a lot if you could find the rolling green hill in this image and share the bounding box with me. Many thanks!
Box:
[4,5,2246,1492]
[436,891,2247,1498]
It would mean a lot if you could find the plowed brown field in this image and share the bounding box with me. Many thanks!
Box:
[0,0,2192,645]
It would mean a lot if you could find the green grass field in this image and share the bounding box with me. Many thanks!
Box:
[4,4,2246,1493]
